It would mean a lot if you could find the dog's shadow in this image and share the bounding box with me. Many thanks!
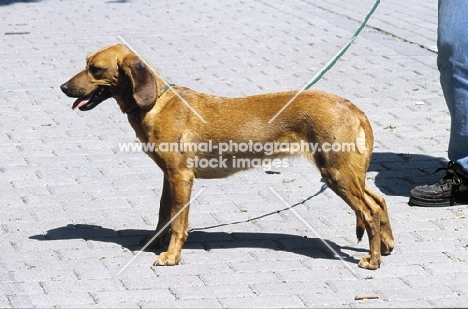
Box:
[29,224,365,265]
[29,183,365,265]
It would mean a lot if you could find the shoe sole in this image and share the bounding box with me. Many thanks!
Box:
[409,195,468,207]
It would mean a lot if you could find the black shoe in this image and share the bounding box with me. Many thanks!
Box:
[409,161,468,207]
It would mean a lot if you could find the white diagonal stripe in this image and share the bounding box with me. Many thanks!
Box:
[118,35,207,123]
[118,187,206,275]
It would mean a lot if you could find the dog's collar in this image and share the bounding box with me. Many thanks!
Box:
[158,84,175,98]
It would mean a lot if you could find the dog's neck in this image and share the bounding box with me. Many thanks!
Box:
[124,73,171,143]
[154,74,173,99]
[125,105,140,115]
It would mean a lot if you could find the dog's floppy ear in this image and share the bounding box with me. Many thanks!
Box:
[120,54,157,111]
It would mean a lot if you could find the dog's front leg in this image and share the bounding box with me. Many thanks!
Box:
[140,177,172,249]
[154,170,194,266]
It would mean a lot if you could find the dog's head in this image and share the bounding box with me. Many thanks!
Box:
[60,44,157,113]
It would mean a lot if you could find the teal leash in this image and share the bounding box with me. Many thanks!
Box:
[304,0,380,90]
[158,1,379,99]
[268,0,380,123]
[158,83,176,98]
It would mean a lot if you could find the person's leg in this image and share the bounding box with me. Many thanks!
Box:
[438,0,468,176]
[409,0,468,206]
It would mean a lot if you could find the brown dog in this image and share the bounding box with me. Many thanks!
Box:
[61,44,394,269]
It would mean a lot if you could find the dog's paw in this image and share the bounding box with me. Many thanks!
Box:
[358,254,380,270]
[153,251,180,266]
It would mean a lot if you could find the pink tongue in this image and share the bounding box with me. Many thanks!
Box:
[72,97,90,110]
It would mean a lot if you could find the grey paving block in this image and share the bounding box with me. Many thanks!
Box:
[140,298,223,309]
[92,288,175,305]
[220,294,306,308]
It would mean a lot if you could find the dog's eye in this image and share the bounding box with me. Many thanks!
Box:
[89,66,103,76]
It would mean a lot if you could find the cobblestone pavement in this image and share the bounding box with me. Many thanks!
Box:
[2,0,468,307]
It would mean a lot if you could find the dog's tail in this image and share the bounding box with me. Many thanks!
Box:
[355,125,367,154]
[355,114,374,156]
[355,114,374,242]
[356,215,365,242]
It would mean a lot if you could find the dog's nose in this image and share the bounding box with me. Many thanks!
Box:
[60,83,69,94]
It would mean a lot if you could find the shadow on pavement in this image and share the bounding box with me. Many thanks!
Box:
[0,0,129,4]
[370,152,447,197]
[29,183,365,265]
[0,0,39,5]
[29,224,364,265]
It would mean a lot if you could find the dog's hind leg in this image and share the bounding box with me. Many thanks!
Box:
[355,189,393,254]
[318,163,382,270]
[364,186,394,255]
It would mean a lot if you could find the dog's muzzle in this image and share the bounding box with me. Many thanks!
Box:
[61,84,112,111]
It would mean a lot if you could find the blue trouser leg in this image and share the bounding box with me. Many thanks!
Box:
[438,0,468,175]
